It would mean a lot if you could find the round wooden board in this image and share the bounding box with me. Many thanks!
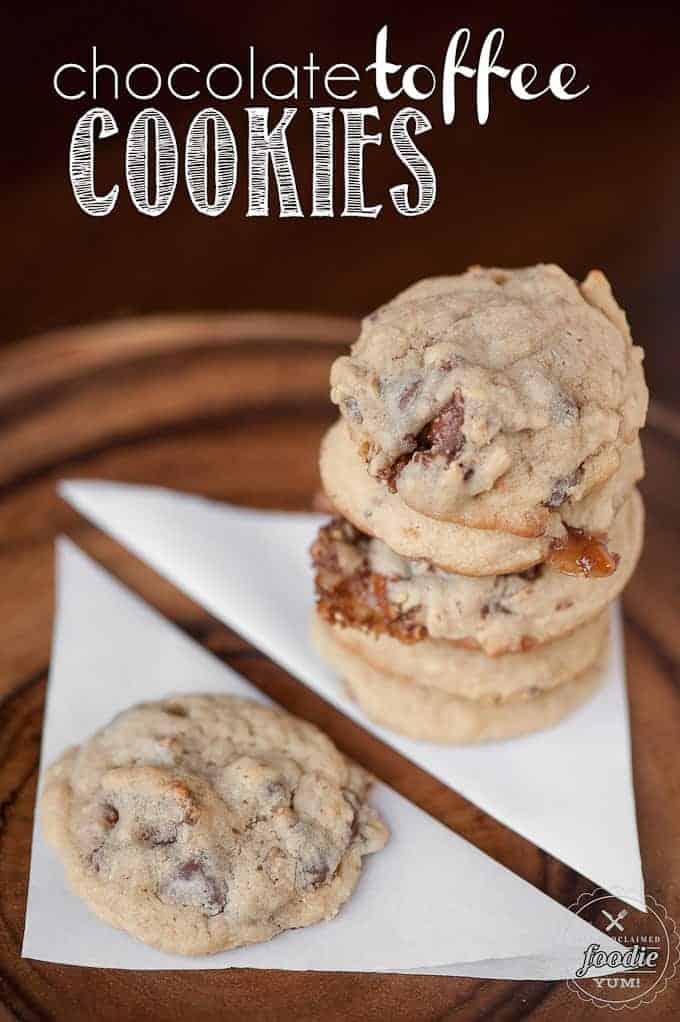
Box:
[1,314,678,1021]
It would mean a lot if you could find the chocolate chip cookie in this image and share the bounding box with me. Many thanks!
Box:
[319,419,643,577]
[330,265,647,536]
[320,419,559,576]
[41,695,388,955]
[312,614,607,744]
[312,490,643,656]
[313,610,609,702]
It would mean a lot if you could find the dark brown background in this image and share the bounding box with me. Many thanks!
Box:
[3,2,680,409]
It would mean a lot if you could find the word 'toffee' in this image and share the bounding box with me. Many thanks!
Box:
[56,27,589,218]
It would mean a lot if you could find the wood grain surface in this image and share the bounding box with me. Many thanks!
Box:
[0,314,678,1021]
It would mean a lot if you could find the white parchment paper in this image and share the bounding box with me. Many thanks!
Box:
[59,481,645,910]
[22,540,623,977]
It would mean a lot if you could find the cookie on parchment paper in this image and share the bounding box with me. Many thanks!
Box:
[42,694,388,956]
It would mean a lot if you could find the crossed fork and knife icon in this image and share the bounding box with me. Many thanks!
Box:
[602,908,628,932]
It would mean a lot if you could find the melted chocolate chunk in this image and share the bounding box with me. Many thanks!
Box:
[425,392,465,461]
[380,391,466,490]
[159,859,227,916]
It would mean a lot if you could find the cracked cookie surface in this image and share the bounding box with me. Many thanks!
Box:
[330,265,647,536]
[41,694,388,955]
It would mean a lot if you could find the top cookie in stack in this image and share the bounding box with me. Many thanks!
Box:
[311,265,648,743]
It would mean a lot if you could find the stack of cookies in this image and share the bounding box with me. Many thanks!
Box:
[311,265,648,743]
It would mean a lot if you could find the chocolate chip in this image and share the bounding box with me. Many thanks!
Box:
[184,804,200,825]
[426,392,465,461]
[384,397,465,488]
[341,789,360,812]
[300,849,331,887]
[89,846,105,873]
[439,355,461,372]
[260,780,291,815]
[103,804,119,827]
[481,598,513,618]
[377,453,411,492]
[342,789,361,839]
[163,703,188,717]
[159,859,227,916]
[138,825,178,847]
[178,860,200,879]
[343,397,363,424]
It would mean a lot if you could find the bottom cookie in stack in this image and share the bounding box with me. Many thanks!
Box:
[309,489,644,743]
[312,612,609,744]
